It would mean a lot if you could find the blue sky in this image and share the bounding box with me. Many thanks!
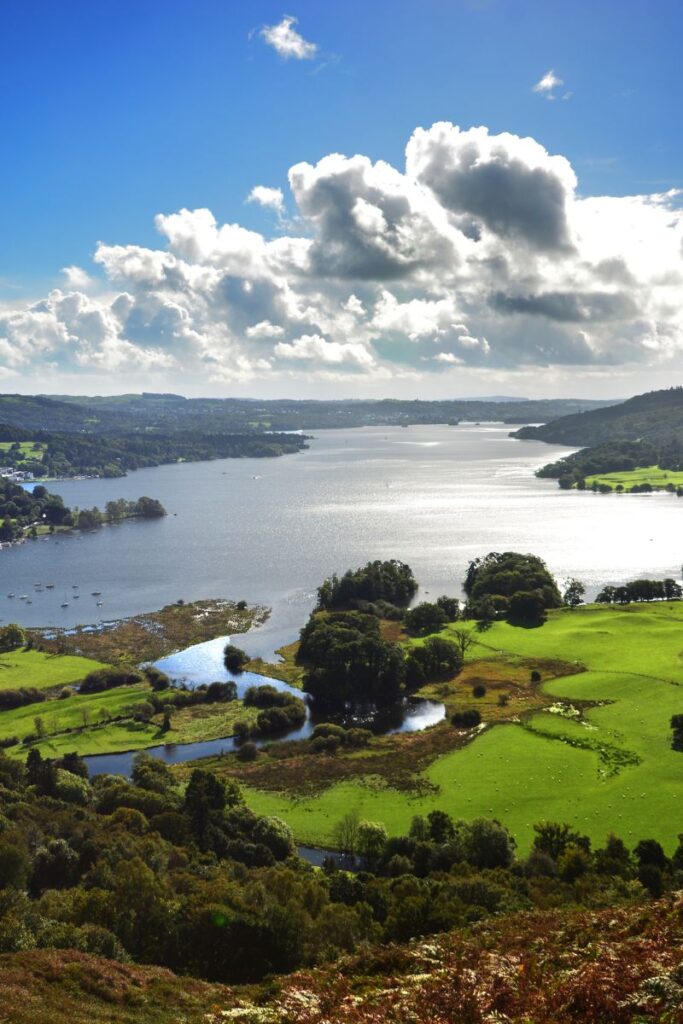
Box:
[0,0,682,397]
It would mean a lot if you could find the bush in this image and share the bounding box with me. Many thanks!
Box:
[80,667,143,693]
[530,669,541,683]
[472,684,487,698]
[224,644,249,673]
[144,666,171,691]
[236,741,258,762]
[451,709,481,729]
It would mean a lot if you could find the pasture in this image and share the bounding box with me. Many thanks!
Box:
[242,603,683,854]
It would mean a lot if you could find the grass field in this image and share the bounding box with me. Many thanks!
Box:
[239,603,683,855]
[0,649,108,691]
[0,440,45,461]
[585,464,683,491]
[2,680,259,758]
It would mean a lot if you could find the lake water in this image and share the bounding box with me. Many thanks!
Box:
[2,424,683,660]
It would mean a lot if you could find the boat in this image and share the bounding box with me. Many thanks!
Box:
[45,584,54,589]
[72,585,79,589]
[73,595,80,599]
[60,602,69,608]
[7,593,14,598]
[91,591,102,596]
[19,595,28,600]
[96,601,103,607]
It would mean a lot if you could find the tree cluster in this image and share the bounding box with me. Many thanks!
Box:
[596,579,682,604]
[316,560,417,611]
[464,551,562,625]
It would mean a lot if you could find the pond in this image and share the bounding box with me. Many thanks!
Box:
[82,635,446,776]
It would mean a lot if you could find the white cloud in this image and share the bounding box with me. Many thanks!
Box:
[61,265,94,290]
[246,185,286,217]
[260,16,318,60]
[246,320,285,338]
[274,333,375,368]
[2,121,683,392]
[533,69,565,100]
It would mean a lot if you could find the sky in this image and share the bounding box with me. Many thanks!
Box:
[0,0,682,400]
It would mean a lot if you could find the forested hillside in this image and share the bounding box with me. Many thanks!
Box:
[513,387,683,446]
[0,392,612,436]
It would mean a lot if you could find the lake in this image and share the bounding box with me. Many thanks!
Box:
[2,424,682,660]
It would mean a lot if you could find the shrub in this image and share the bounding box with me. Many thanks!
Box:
[236,741,258,762]
[80,667,143,693]
[451,709,481,729]
[472,684,487,698]
[224,644,249,673]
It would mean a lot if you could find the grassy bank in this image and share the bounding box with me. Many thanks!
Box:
[585,464,683,491]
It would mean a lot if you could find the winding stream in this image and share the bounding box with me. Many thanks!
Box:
[82,635,446,776]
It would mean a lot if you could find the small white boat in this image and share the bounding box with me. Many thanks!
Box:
[7,593,14,598]
[61,602,69,608]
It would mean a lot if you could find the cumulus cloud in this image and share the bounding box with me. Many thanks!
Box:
[260,16,317,60]
[1,121,683,390]
[533,69,564,100]
[61,265,94,290]
[247,185,286,217]
[407,122,576,252]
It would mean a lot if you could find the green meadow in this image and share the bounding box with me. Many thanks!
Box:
[585,464,683,491]
[0,440,45,461]
[0,649,107,691]
[243,603,683,855]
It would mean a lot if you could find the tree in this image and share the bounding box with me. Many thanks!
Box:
[356,821,388,866]
[563,578,586,609]
[463,818,516,869]
[300,611,406,707]
[224,644,249,673]
[435,595,460,620]
[332,810,360,855]
[507,591,547,627]
[464,552,562,610]
[532,822,590,861]
[134,496,166,518]
[316,560,417,611]
[0,843,30,890]
[450,628,477,659]
[0,624,26,653]
[404,603,448,636]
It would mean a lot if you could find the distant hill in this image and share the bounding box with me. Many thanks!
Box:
[513,387,683,446]
[7,393,615,435]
